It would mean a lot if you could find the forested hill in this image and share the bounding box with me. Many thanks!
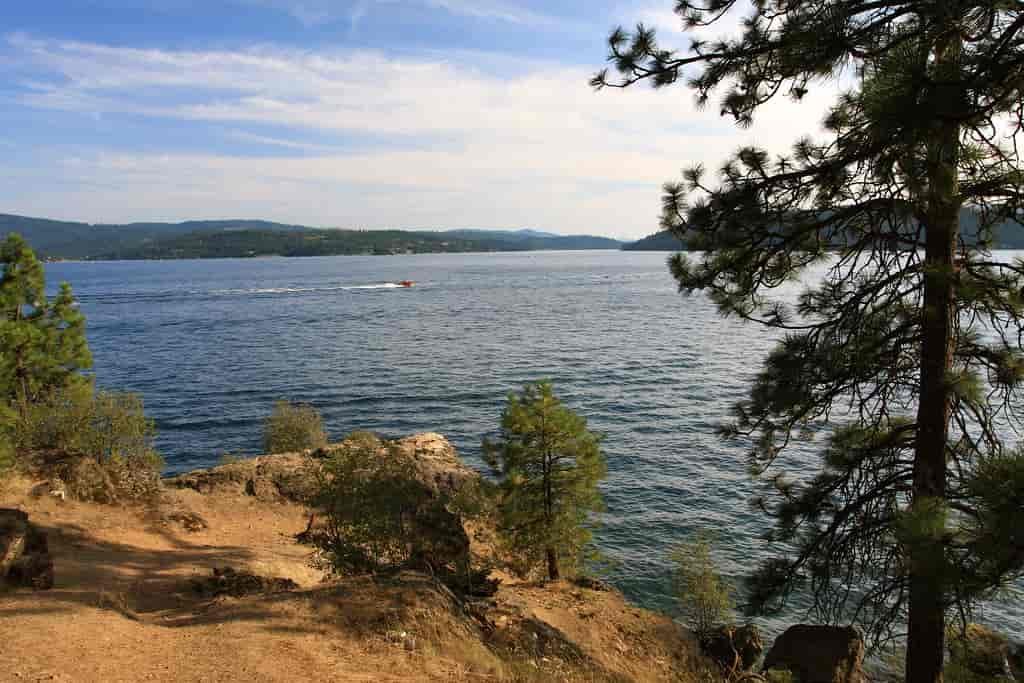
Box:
[621,231,686,251]
[0,214,623,259]
[623,209,1024,251]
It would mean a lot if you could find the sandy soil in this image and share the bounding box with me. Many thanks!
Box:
[1,474,708,683]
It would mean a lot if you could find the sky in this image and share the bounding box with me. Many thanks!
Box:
[0,0,837,238]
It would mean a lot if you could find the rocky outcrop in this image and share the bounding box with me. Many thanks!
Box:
[164,432,476,504]
[165,452,316,503]
[1,509,54,590]
[388,433,479,497]
[763,625,866,683]
[949,623,1018,680]
[165,434,476,572]
[702,624,764,675]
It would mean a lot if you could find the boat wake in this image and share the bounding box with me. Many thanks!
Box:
[75,282,415,304]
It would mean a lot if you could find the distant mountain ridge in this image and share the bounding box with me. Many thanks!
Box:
[0,214,623,259]
[623,209,1024,251]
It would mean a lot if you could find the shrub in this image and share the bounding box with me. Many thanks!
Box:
[670,532,734,640]
[309,433,493,594]
[15,386,163,501]
[311,438,438,573]
[263,400,327,453]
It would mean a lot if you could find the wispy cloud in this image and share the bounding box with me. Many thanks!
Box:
[246,0,552,27]
[4,34,837,234]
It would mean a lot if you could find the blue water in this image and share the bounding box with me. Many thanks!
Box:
[44,250,1024,641]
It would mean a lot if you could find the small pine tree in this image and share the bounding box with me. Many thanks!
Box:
[670,533,734,640]
[262,400,327,453]
[483,381,606,581]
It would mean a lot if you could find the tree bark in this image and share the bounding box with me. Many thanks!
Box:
[906,21,962,683]
[546,546,560,581]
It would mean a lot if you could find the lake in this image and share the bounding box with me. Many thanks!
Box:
[45,250,1024,641]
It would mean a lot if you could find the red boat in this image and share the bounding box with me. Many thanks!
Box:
[398,280,414,287]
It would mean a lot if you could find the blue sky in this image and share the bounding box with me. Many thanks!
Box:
[1,0,834,238]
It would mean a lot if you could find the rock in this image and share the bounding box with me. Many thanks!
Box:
[949,623,1016,680]
[391,433,478,498]
[1011,642,1024,678]
[702,624,764,674]
[164,462,251,495]
[1,509,54,590]
[28,479,67,501]
[7,538,55,590]
[573,576,612,592]
[245,476,281,502]
[189,566,298,598]
[1,509,29,577]
[251,457,319,502]
[763,625,866,683]
[165,510,208,533]
[166,453,318,504]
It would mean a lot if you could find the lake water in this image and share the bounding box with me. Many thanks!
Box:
[45,250,1024,641]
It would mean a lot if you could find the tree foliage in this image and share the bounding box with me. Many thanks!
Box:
[670,533,735,640]
[596,1,1024,679]
[263,400,328,453]
[0,234,161,497]
[1,233,93,474]
[1,233,92,409]
[309,432,491,591]
[312,436,439,573]
[484,381,606,581]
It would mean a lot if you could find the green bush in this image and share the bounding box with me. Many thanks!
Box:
[669,532,734,640]
[15,385,163,501]
[263,400,327,453]
[309,433,492,590]
[311,438,435,573]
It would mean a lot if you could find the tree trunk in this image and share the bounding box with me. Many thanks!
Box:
[906,22,962,683]
[546,546,560,581]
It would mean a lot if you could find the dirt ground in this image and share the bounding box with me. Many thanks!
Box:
[1,474,709,683]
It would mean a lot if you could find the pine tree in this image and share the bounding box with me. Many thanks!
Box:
[595,3,1024,680]
[484,381,606,581]
[0,233,92,424]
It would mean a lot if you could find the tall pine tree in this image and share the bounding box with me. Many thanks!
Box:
[484,381,606,581]
[595,2,1024,680]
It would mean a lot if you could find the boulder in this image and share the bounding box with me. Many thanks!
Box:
[702,624,764,674]
[949,623,1016,680]
[165,452,318,503]
[0,509,29,577]
[164,461,251,495]
[763,625,866,683]
[390,433,478,497]
[1,508,54,590]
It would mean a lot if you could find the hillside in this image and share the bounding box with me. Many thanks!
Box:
[622,210,1024,251]
[103,228,501,259]
[0,434,712,682]
[621,231,686,251]
[0,214,623,260]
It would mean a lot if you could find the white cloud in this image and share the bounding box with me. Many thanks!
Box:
[6,35,838,236]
